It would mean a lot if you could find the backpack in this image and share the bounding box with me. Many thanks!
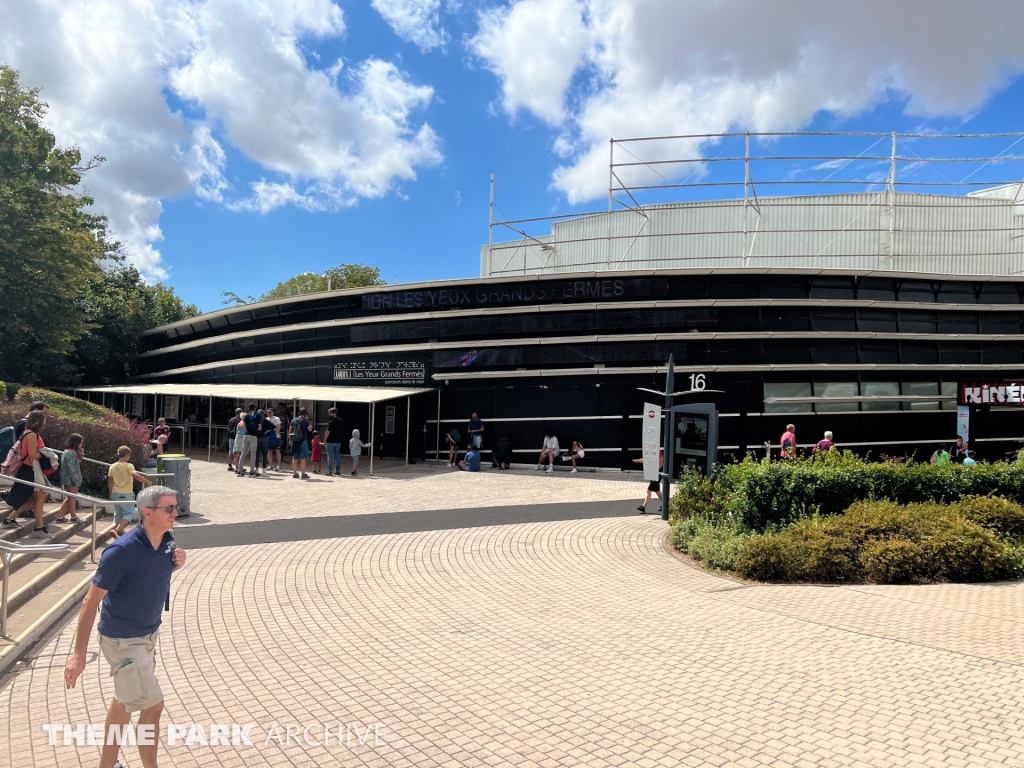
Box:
[1,439,23,477]
[227,416,240,439]
[246,412,262,434]
[289,418,304,442]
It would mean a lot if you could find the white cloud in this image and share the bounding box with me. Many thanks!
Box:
[372,0,448,51]
[471,0,1024,203]
[0,0,441,279]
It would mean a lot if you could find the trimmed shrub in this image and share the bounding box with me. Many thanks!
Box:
[733,499,1016,584]
[14,387,120,424]
[859,538,925,584]
[921,517,1006,582]
[955,495,1024,539]
[676,452,1024,532]
[669,471,728,523]
[670,516,749,571]
[0,381,6,402]
[734,535,792,581]
[0,400,148,497]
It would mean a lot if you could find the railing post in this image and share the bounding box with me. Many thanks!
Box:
[1,552,11,638]
[91,502,97,564]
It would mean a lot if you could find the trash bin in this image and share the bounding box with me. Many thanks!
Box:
[158,455,192,518]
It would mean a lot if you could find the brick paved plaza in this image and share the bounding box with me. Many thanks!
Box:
[2,460,1023,767]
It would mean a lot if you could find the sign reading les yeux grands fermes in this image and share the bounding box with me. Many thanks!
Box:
[360,277,668,312]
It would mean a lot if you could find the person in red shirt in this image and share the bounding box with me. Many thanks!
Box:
[779,424,797,459]
[811,431,835,455]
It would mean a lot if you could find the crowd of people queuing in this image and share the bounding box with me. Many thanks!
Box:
[223,405,373,479]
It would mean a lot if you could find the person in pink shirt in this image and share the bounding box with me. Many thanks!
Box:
[779,424,797,459]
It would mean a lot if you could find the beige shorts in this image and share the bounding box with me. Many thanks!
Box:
[98,632,163,712]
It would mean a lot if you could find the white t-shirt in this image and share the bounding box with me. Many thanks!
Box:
[543,436,560,454]
[267,416,281,435]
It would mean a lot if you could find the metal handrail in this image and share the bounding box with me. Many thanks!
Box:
[80,456,174,480]
[0,539,69,639]
[2,475,136,565]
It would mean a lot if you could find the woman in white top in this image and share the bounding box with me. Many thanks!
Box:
[536,433,560,472]
[562,441,585,473]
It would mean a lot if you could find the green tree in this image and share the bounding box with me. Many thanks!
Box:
[0,65,113,384]
[70,265,200,384]
[222,262,386,305]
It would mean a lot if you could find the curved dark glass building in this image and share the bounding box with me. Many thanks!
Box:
[133,267,1024,466]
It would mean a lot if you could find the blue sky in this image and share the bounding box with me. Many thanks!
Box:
[5,0,1024,312]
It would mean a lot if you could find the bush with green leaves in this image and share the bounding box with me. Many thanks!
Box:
[669,515,749,571]
[13,387,120,424]
[732,499,1023,584]
[0,390,148,497]
[675,451,1024,532]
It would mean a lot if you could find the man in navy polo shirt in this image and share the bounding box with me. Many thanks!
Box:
[64,485,187,768]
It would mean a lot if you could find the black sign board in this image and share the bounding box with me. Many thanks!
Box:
[666,403,719,479]
[333,361,427,386]
[361,277,668,312]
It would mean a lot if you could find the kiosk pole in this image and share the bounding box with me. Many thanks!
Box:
[661,355,675,521]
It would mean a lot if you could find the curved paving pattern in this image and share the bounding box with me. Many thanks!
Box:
[3,516,1024,767]
[185,460,644,526]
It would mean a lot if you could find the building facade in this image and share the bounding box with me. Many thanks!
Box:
[136,268,1024,466]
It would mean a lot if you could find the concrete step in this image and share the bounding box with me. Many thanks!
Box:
[0,511,120,676]
[5,519,116,617]
[0,563,96,677]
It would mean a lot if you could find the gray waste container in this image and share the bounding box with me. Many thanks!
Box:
[158,455,192,518]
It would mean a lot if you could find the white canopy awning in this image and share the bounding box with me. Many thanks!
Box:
[72,383,434,405]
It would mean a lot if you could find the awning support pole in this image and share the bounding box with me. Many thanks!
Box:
[405,395,410,466]
[436,390,441,463]
[207,396,213,463]
[153,393,158,425]
[369,402,375,476]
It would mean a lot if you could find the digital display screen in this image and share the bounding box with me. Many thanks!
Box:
[672,412,709,468]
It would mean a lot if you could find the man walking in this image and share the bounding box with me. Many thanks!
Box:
[64,485,186,768]
[324,407,345,476]
[779,423,797,460]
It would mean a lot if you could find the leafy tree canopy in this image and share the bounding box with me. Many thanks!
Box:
[222,263,386,305]
[71,265,200,384]
[0,65,198,387]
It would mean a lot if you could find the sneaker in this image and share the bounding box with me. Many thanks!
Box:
[546,465,553,472]
[637,505,646,514]
[30,526,54,539]
[252,471,260,477]
[227,465,234,472]
[535,464,542,470]
[1,519,18,528]
[292,472,300,478]
[301,473,310,479]
[571,468,578,473]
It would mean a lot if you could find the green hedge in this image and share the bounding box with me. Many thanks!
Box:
[701,451,1024,531]
[733,499,1024,583]
[13,387,122,424]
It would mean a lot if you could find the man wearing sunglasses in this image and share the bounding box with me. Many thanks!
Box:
[64,485,187,768]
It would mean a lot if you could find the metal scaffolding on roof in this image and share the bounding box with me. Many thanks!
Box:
[483,131,1024,278]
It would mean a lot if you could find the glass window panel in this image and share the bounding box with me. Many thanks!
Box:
[862,381,900,411]
[937,314,977,334]
[764,383,812,413]
[809,278,855,300]
[899,282,936,303]
[810,309,856,332]
[978,283,1020,304]
[858,310,898,332]
[940,381,957,411]
[980,313,1021,334]
[936,282,977,304]
[814,382,858,412]
[904,382,939,410]
[898,311,936,334]
[857,277,896,301]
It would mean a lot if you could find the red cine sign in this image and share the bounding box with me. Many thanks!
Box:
[959,382,1024,406]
